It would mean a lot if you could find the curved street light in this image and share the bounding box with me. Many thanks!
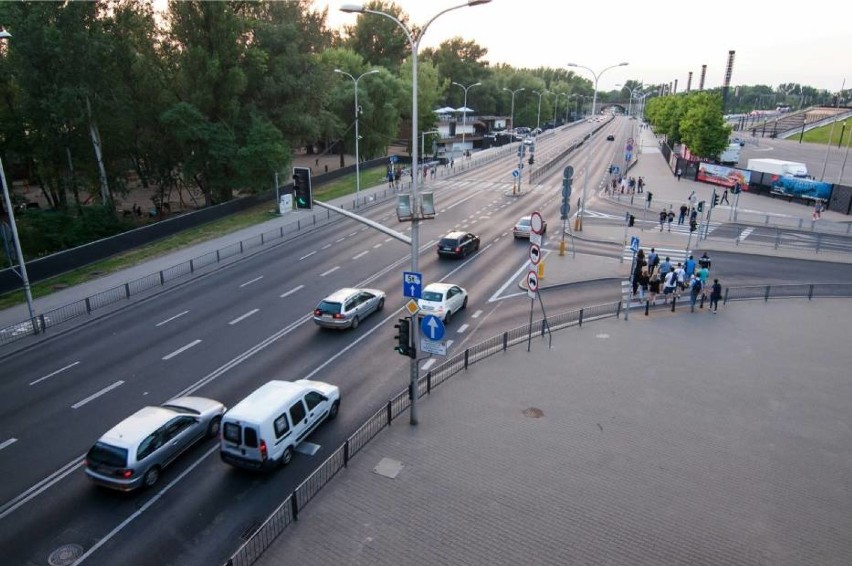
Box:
[341,0,491,425]
[502,87,525,133]
[451,81,481,159]
[566,61,629,231]
[532,89,548,132]
[553,92,567,127]
[334,68,380,207]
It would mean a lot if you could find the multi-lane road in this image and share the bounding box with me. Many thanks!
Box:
[2,117,851,566]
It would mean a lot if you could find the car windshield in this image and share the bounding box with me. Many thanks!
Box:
[160,403,200,415]
[517,218,531,227]
[315,301,342,314]
[421,291,444,302]
[87,442,128,467]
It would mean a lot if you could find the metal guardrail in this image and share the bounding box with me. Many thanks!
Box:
[223,286,852,566]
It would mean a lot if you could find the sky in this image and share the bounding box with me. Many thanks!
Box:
[316,0,850,93]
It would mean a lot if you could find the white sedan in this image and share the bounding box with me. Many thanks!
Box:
[417,283,468,323]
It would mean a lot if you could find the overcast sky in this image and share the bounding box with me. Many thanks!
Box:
[318,0,849,93]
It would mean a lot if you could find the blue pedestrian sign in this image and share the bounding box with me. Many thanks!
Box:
[421,315,445,341]
[389,155,398,164]
[403,271,422,299]
[630,236,640,253]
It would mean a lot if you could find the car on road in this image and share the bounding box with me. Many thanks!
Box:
[417,283,468,323]
[513,215,547,239]
[437,231,480,258]
[85,396,226,491]
[313,287,385,329]
[606,134,615,141]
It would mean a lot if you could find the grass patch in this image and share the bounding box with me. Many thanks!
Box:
[0,165,391,312]
[800,120,852,145]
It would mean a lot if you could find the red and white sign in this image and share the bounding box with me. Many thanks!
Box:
[527,270,539,298]
[528,243,541,265]
[530,211,544,235]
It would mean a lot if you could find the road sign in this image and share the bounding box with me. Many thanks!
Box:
[630,236,640,253]
[404,299,420,316]
[626,144,634,153]
[421,314,445,341]
[530,211,544,234]
[529,243,541,265]
[530,232,542,246]
[403,271,422,299]
[560,202,570,219]
[389,155,398,164]
[625,153,633,162]
[610,165,621,175]
[420,338,447,356]
[512,169,520,178]
[563,165,574,179]
[527,270,539,292]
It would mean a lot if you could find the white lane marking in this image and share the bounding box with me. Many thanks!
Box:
[352,250,369,260]
[348,231,357,237]
[30,361,80,386]
[321,266,340,277]
[229,309,260,326]
[300,251,317,260]
[336,237,345,243]
[72,381,124,409]
[471,310,483,318]
[739,227,754,241]
[280,285,304,298]
[71,445,219,564]
[457,324,469,333]
[421,359,436,371]
[321,243,332,250]
[0,438,17,451]
[155,310,189,327]
[446,340,454,348]
[373,243,382,249]
[239,276,264,288]
[0,455,85,520]
[384,237,393,242]
[162,339,202,361]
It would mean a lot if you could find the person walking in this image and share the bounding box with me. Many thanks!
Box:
[678,204,688,225]
[709,278,722,313]
[659,209,667,232]
[662,269,678,304]
[647,248,659,275]
[674,262,686,297]
[720,188,730,204]
[698,252,711,271]
[689,274,703,312]
[676,167,683,181]
[684,254,696,280]
[648,270,661,305]
[667,210,675,232]
[659,256,673,280]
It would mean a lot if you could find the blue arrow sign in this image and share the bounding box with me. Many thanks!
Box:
[403,271,422,299]
[512,169,520,178]
[421,314,445,341]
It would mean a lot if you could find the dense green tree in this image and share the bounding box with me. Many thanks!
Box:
[679,92,731,159]
[343,0,413,73]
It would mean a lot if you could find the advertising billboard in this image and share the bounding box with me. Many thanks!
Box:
[696,163,751,189]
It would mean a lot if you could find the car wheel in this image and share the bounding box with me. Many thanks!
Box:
[350,316,359,329]
[207,416,222,438]
[444,310,452,323]
[280,446,294,467]
[462,296,468,309]
[329,400,340,420]
[376,298,384,312]
[143,466,161,489]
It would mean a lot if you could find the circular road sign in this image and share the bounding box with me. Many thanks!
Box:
[529,243,541,265]
[563,165,574,179]
[512,169,520,178]
[527,270,539,292]
[530,211,544,235]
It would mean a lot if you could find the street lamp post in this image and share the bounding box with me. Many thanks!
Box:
[502,87,525,133]
[341,0,491,426]
[451,81,481,160]
[567,61,628,231]
[334,68,379,208]
[0,31,38,334]
[532,89,547,132]
[553,92,566,127]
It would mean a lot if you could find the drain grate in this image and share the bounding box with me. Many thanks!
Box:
[522,407,544,418]
[48,544,84,566]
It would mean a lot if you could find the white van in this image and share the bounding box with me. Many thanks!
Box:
[219,380,340,470]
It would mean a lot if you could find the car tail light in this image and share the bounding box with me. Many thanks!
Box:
[454,247,461,253]
[115,469,134,478]
[259,439,268,461]
[313,309,322,316]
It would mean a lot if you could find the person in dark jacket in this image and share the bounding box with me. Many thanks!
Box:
[709,278,722,313]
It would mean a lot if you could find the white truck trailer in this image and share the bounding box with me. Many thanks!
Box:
[746,158,809,178]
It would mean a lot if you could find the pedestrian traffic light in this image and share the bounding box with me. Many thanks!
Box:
[628,214,635,227]
[689,219,697,232]
[394,318,415,358]
[528,156,534,165]
[292,167,313,210]
[713,193,720,207]
[561,176,573,199]
[646,191,653,203]
[697,201,705,213]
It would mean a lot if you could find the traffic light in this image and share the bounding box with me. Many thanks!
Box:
[646,191,653,203]
[292,167,313,210]
[628,214,635,227]
[697,201,705,213]
[689,219,697,232]
[713,193,720,207]
[394,318,415,358]
[561,176,573,200]
[528,155,535,165]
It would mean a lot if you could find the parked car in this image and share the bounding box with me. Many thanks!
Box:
[437,231,480,258]
[85,396,226,491]
[513,215,547,239]
[220,380,340,471]
[606,134,615,141]
[313,288,385,329]
[417,283,468,323]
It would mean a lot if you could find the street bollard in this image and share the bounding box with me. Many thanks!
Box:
[645,300,650,316]
[671,296,677,312]
[700,294,705,309]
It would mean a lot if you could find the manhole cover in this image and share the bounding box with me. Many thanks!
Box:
[522,407,544,418]
[48,544,84,566]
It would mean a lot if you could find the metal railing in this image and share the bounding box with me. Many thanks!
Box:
[224,286,852,566]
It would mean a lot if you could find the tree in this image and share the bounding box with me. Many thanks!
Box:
[679,92,731,160]
[343,1,413,73]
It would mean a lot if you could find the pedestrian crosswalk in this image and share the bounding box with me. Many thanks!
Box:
[621,245,691,264]
[649,220,720,236]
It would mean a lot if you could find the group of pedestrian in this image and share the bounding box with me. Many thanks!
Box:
[630,249,722,313]
[658,207,675,232]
